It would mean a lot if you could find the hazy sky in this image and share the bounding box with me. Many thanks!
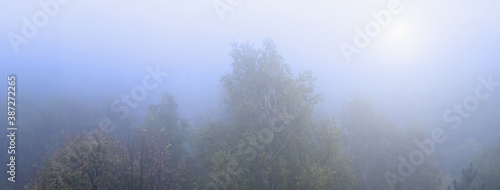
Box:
[1,0,500,134]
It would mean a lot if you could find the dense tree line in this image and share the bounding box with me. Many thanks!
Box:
[12,40,500,190]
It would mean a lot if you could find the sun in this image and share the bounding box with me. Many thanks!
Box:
[384,20,414,49]
[371,17,427,66]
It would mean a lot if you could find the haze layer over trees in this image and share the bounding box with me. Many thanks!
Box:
[3,40,497,190]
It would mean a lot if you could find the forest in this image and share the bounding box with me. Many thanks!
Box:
[2,0,500,189]
[0,40,497,190]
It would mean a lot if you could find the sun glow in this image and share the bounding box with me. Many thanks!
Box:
[372,17,427,67]
[384,20,414,49]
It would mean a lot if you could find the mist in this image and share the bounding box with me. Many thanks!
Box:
[1,0,500,189]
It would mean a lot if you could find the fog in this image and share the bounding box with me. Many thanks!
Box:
[1,0,500,189]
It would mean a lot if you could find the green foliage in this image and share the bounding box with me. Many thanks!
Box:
[26,93,196,190]
[4,95,100,188]
[26,40,497,190]
[127,92,196,189]
[194,39,354,189]
[26,130,127,190]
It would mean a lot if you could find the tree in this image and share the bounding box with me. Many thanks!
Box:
[26,130,127,190]
[194,40,354,189]
[6,95,100,189]
[340,95,442,190]
[474,140,500,190]
[340,95,397,190]
[126,92,196,189]
[26,92,197,189]
[448,163,485,190]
